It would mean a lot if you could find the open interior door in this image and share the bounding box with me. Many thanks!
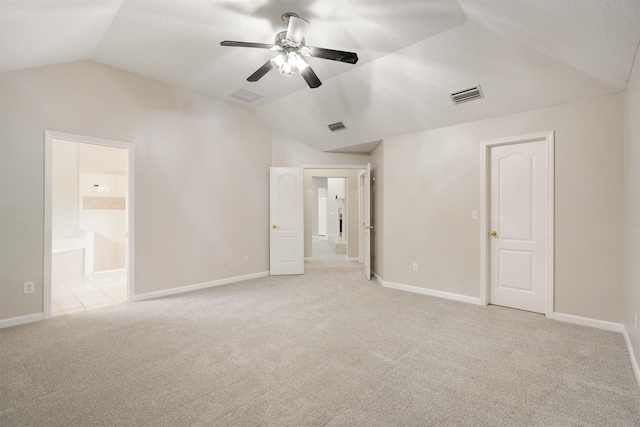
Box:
[364,163,372,280]
[270,167,304,275]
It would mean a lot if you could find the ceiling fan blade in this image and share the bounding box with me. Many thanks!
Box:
[308,47,358,64]
[247,60,274,82]
[301,66,322,89]
[286,16,310,43]
[220,41,274,49]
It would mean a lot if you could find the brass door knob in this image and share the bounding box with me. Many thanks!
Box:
[490,230,497,237]
[364,225,374,230]
[272,224,277,229]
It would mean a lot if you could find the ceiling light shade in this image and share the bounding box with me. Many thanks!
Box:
[289,52,309,71]
[271,53,294,76]
[280,61,294,76]
[271,54,285,68]
[270,50,309,76]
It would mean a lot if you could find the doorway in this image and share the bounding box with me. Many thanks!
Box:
[481,131,554,316]
[312,176,347,259]
[44,131,134,318]
[269,165,371,278]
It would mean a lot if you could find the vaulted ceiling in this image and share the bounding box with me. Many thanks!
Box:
[1,0,639,152]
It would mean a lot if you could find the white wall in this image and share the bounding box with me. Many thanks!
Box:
[0,60,271,320]
[377,92,624,323]
[623,45,640,373]
[313,177,328,236]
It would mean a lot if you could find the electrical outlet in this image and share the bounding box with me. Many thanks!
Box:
[244,255,249,262]
[23,282,34,294]
[471,210,478,220]
[222,258,228,266]
[412,263,418,272]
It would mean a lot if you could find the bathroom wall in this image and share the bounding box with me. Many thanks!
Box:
[52,139,126,273]
[52,139,80,240]
[78,143,126,272]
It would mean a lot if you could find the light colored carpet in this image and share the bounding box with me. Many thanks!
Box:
[1,239,639,426]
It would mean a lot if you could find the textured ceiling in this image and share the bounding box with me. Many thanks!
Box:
[1,0,639,152]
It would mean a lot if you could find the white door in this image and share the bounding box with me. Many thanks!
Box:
[270,167,304,275]
[363,163,372,280]
[489,140,549,313]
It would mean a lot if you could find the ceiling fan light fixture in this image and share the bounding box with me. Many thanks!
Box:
[270,51,309,76]
[221,12,358,88]
[270,54,292,76]
[280,61,294,76]
[289,52,309,71]
[270,54,285,68]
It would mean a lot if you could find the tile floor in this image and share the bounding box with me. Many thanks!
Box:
[52,269,127,316]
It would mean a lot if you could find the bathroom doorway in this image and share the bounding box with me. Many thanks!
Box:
[44,131,134,317]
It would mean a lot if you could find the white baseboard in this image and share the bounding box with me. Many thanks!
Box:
[623,326,640,389]
[347,257,359,262]
[372,271,383,285]
[0,313,44,329]
[378,277,483,306]
[553,312,624,333]
[134,271,269,301]
[304,257,313,261]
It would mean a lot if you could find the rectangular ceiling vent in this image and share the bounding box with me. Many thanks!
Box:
[328,122,346,132]
[450,85,484,105]
[230,89,264,103]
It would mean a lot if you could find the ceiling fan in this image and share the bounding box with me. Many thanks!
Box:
[220,13,358,89]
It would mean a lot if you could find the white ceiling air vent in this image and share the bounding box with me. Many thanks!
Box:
[328,122,346,132]
[230,89,264,102]
[450,85,484,105]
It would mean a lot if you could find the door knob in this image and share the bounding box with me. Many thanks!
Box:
[364,225,374,230]
[272,224,277,229]
[490,230,497,237]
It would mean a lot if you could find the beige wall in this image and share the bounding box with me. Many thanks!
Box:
[623,45,640,370]
[0,60,271,320]
[379,92,624,323]
[304,169,361,259]
[272,133,371,167]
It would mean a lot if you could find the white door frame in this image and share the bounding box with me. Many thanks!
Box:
[44,130,135,319]
[358,171,365,264]
[480,131,555,318]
